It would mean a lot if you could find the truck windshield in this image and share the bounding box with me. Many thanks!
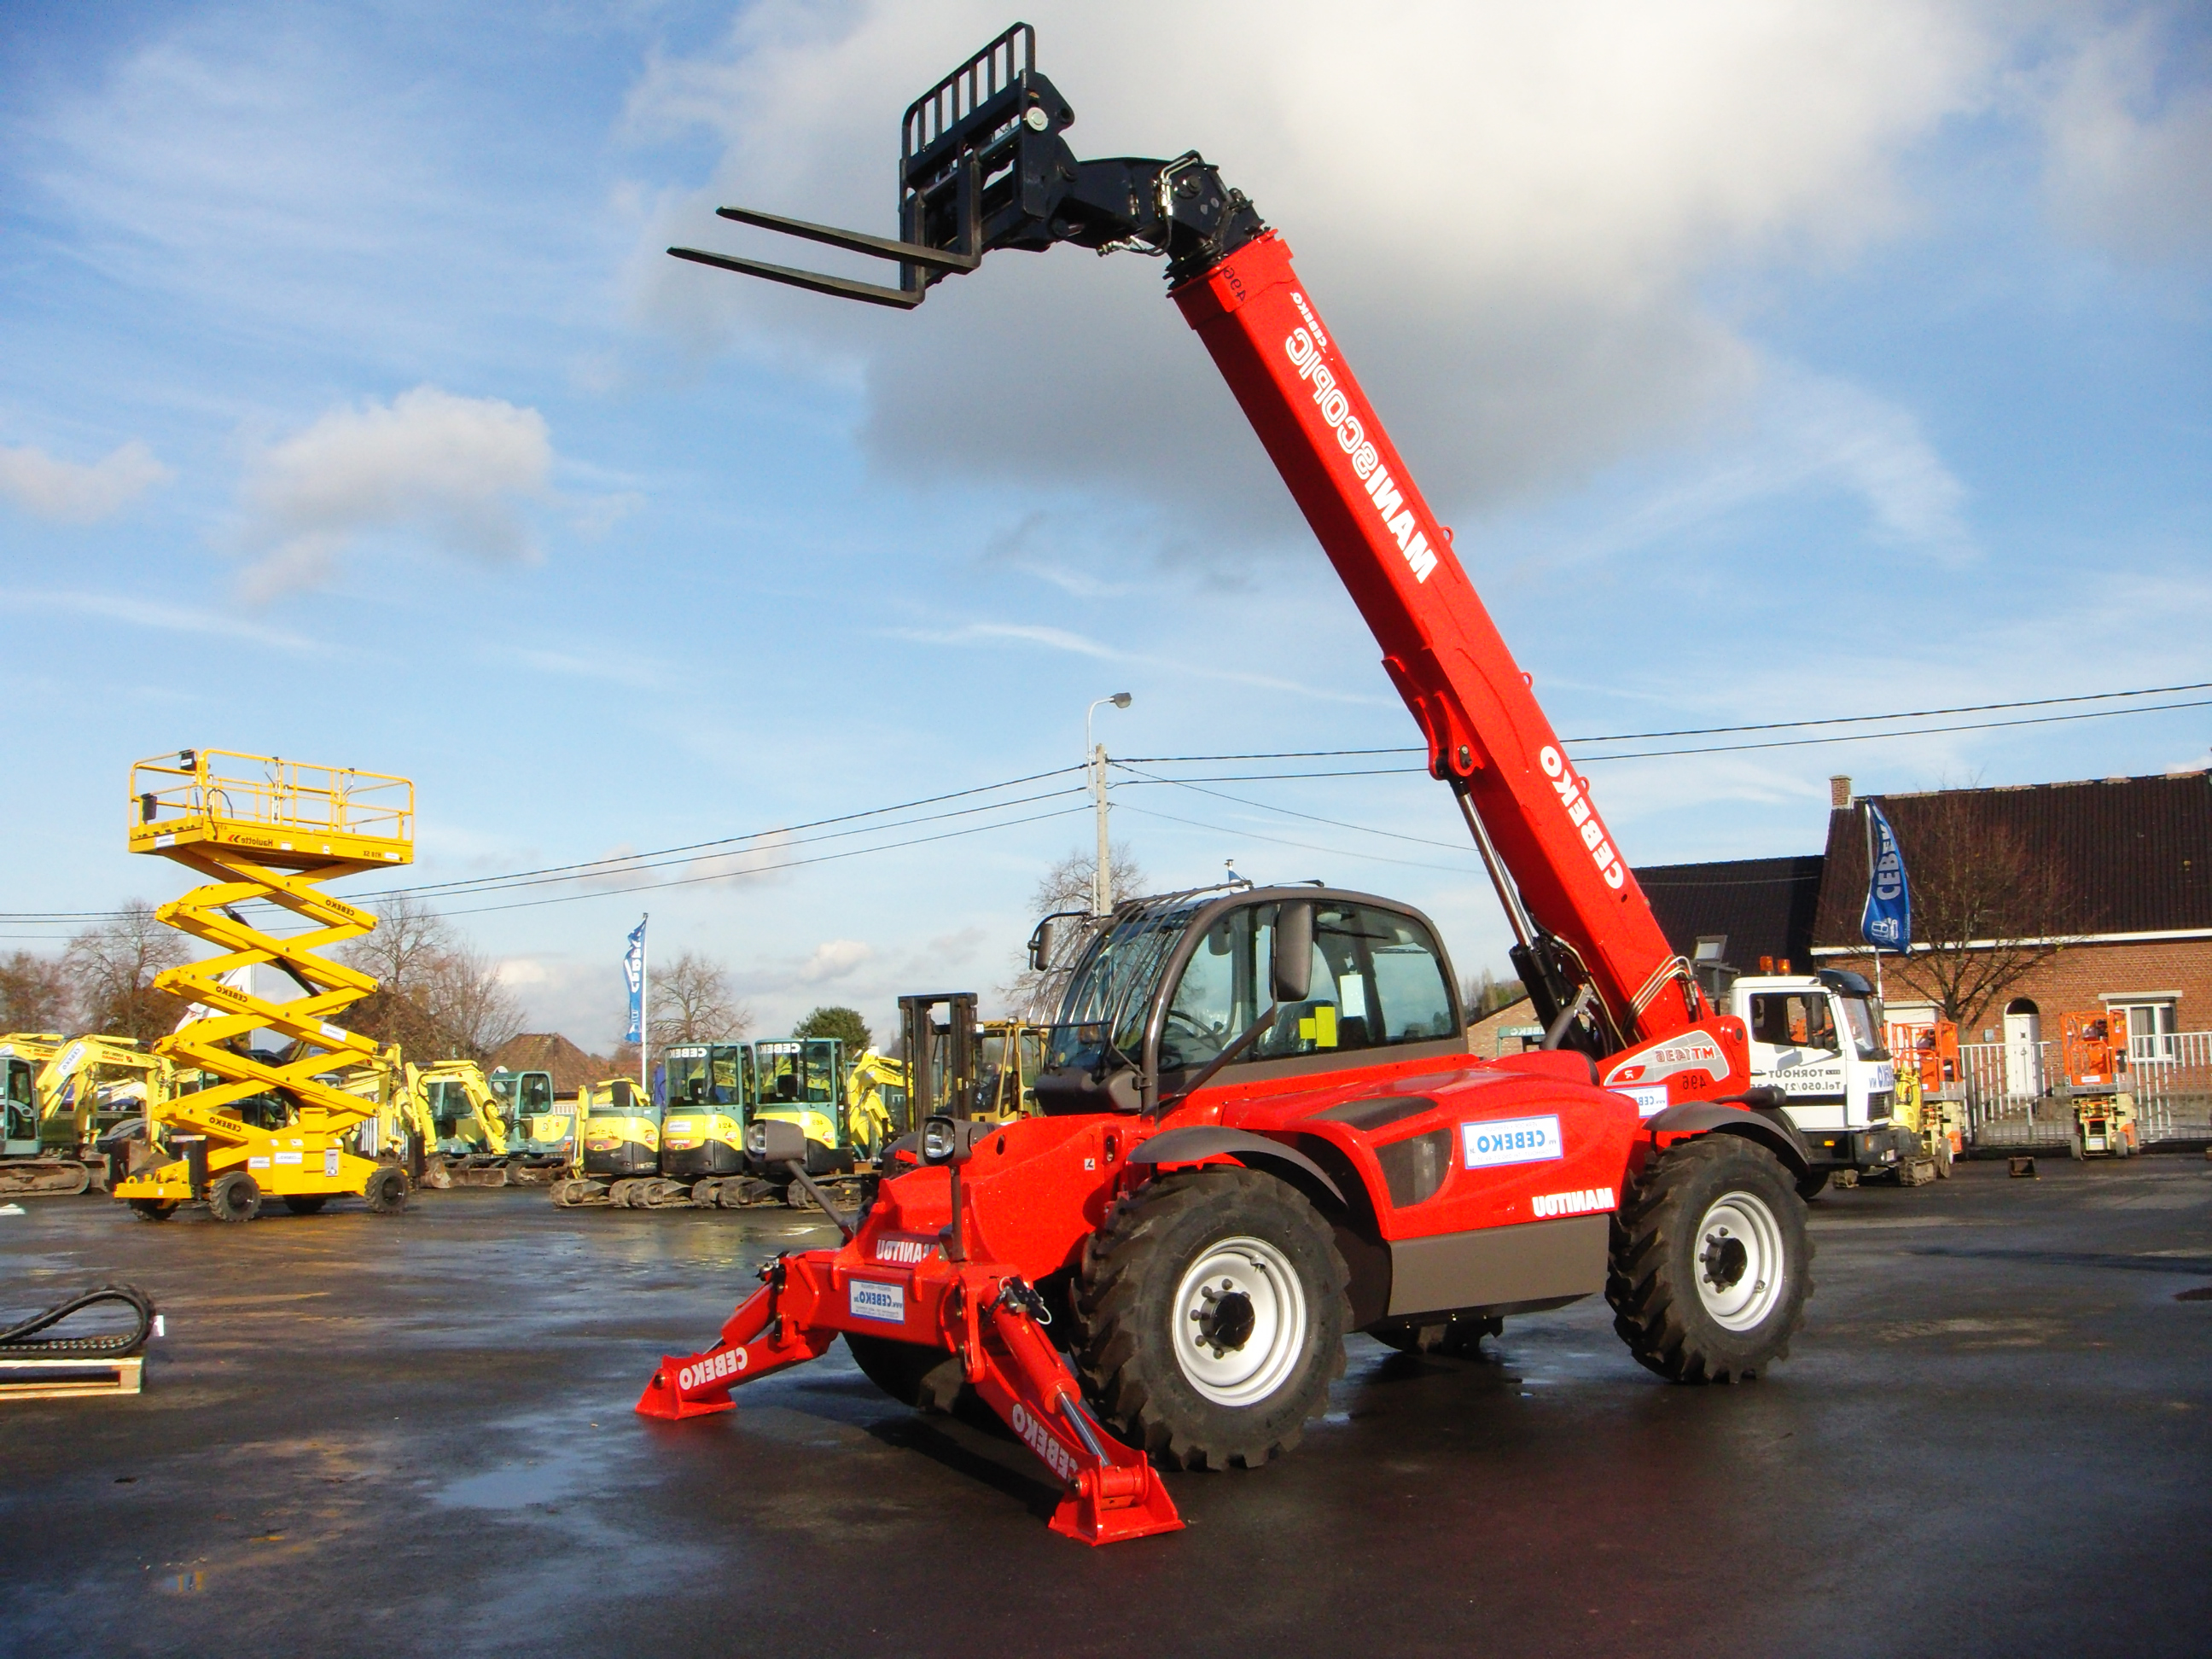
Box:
[1838,995,1889,1062]
[1045,904,1196,1074]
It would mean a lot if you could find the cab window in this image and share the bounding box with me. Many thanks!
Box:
[1749,992,1838,1052]
[1160,901,1455,1071]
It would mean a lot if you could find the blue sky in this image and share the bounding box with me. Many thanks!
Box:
[3,1,2207,1051]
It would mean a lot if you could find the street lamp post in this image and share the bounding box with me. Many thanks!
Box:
[1086,692,1133,916]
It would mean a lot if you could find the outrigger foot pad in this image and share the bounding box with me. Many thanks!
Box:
[636,1353,737,1420]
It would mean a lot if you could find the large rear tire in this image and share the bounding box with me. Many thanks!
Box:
[1608,1135,1812,1383]
[1075,1167,1348,1470]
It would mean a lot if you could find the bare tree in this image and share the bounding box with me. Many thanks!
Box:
[0,950,75,1034]
[341,896,524,1065]
[1885,793,2090,1025]
[998,843,1147,1021]
[648,951,752,1051]
[64,902,191,1043]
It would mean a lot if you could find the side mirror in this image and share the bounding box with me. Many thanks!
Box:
[1027,918,1056,973]
[1272,903,1313,1004]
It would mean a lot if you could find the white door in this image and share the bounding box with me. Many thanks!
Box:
[2003,1004,2042,1097]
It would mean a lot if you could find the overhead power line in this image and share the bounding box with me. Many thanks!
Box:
[1121,678,2212,763]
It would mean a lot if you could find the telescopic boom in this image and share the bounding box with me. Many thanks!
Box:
[670,22,1748,1102]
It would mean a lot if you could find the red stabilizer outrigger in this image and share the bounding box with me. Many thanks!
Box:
[637,1239,1180,1545]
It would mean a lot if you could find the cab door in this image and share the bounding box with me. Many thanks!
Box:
[3,1058,38,1154]
[1747,989,1848,1131]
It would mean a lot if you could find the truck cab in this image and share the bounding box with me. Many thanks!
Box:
[1725,970,1917,1182]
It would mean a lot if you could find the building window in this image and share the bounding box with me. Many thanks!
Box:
[2110,1000,2179,1062]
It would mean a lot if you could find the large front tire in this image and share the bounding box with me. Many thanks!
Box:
[1608,1135,1812,1383]
[1075,1167,1348,1470]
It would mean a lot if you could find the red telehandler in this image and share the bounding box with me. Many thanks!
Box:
[641,23,1819,1545]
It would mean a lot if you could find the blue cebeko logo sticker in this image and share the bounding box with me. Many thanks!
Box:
[847,1278,905,1324]
[1461,1115,1564,1169]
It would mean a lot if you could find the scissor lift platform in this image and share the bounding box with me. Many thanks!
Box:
[113,750,419,1223]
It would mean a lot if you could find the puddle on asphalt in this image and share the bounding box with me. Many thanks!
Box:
[434,1460,583,1511]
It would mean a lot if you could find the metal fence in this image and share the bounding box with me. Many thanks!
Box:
[1951,1032,2212,1148]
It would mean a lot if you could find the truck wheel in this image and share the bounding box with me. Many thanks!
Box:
[1796,1170,1831,1201]
[207,1172,261,1223]
[1608,1135,1811,1383]
[844,1332,967,1413]
[1075,1167,1349,1470]
[363,1167,410,1214]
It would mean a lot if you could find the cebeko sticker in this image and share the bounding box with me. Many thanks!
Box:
[847,1278,905,1324]
[1461,1115,1563,1169]
[1615,1084,1668,1119]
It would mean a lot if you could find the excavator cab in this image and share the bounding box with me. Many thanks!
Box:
[3,1056,34,1155]
[748,1039,851,1177]
[490,1068,565,1158]
[661,1043,754,1180]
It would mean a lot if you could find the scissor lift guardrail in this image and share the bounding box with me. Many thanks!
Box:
[111,749,416,1220]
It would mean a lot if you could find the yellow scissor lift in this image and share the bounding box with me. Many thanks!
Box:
[111,749,416,1223]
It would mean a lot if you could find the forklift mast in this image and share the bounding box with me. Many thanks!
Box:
[674,24,1738,1092]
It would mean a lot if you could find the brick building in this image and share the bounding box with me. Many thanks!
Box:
[488,1032,613,1098]
[1810,771,2212,1054]
[1621,771,2209,1141]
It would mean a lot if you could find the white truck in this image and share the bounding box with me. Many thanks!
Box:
[1722,969,1921,1193]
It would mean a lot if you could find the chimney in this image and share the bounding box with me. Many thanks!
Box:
[1830,775,1853,809]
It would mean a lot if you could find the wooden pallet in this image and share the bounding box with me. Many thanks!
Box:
[0,1354,143,1400]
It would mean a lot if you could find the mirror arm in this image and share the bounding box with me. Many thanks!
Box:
[1157,1002,1279,1115]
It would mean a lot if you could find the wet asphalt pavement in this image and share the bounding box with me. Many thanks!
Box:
[3,1156,2209,1659]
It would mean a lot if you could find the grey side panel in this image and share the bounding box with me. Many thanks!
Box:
[1129,1126,1344,1205]
[1386,1217,1609,1318]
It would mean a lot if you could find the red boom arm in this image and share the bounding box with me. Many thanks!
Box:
[1172,233,1706,1057]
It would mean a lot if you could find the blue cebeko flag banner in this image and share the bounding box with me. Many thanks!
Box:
[623,918,647,1044]
[1860,803,1911,949]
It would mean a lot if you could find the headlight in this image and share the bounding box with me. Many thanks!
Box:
[923,1115,986,1165]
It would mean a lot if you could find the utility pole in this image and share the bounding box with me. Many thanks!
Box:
[1086,693,1132,916]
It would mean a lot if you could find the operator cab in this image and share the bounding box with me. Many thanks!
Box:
[1033,886,1467,1115]
[3,1055,35,1155]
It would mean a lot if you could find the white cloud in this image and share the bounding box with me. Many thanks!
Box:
[1539,368,1973,568]
[628,1,2003,544]
[0,588,320,653]
[797,938,874,982]
[234,385,553,599]
[2042,9,2212,265]
[0,439,171,522]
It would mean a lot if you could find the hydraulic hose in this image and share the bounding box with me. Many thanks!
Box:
[0,1281,157,1356]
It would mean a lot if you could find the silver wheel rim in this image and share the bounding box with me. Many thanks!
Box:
[1695,1190,1785,1332]
[1172,1235,1307,1407]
